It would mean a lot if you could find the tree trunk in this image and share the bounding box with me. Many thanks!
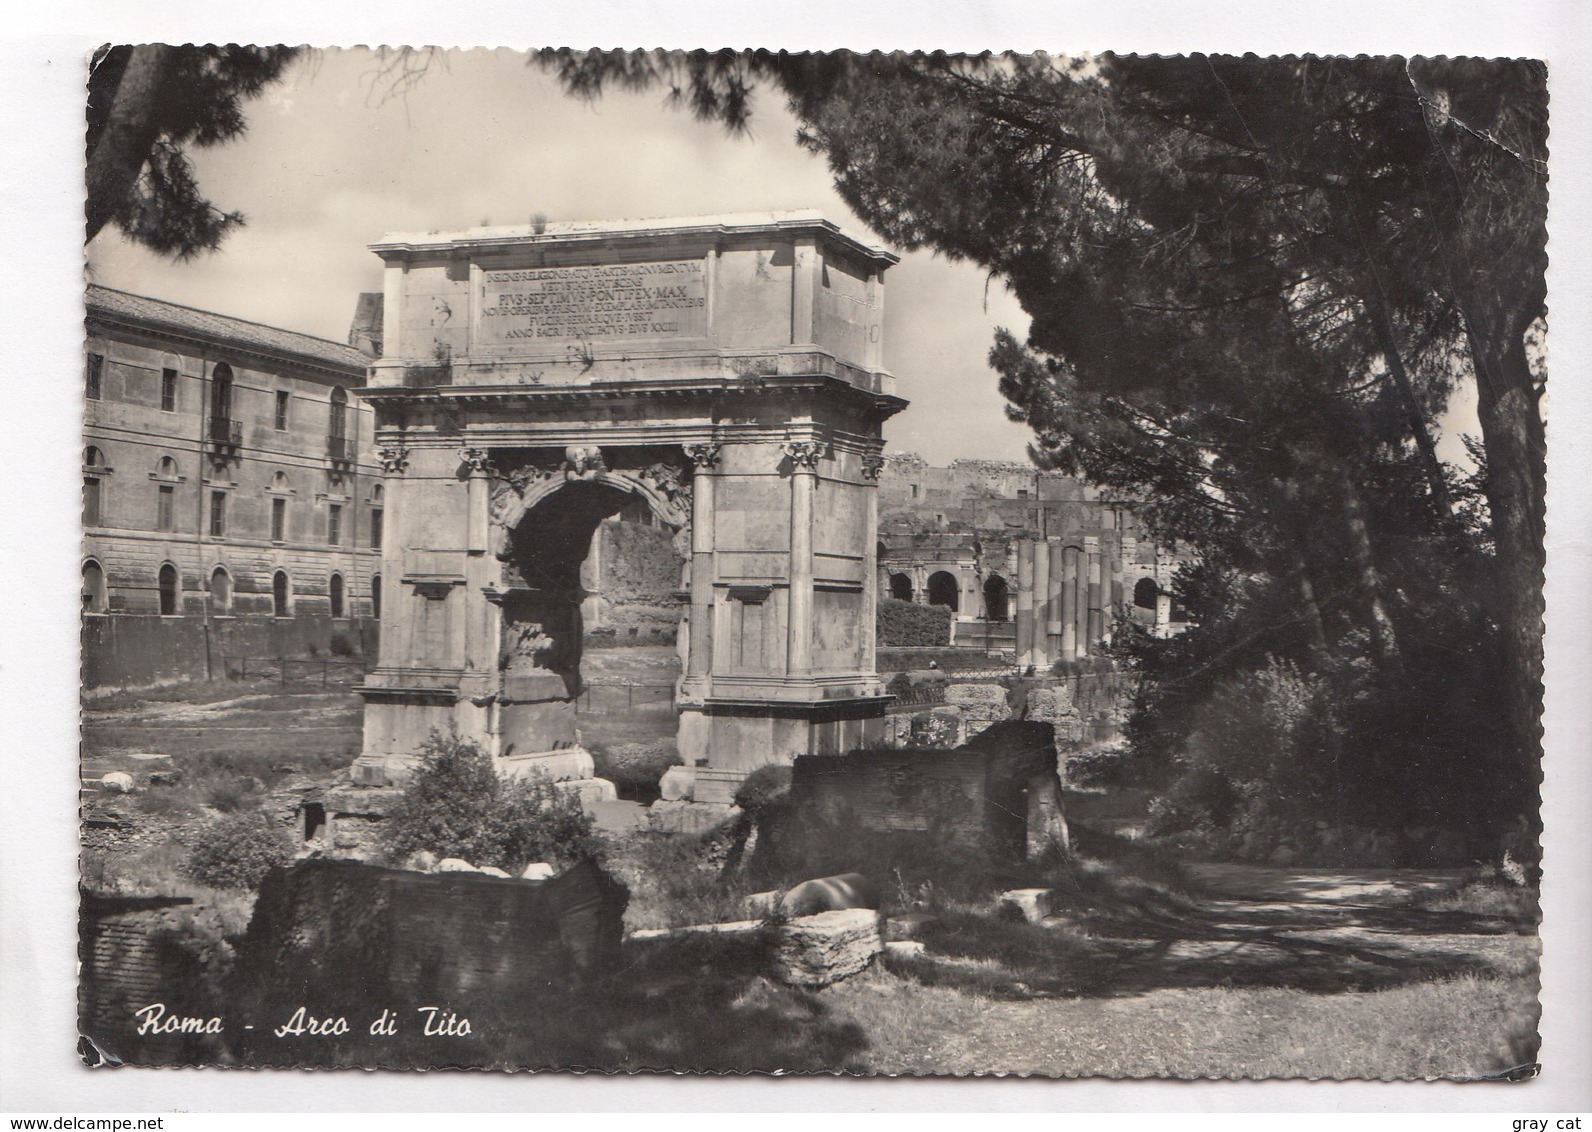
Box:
[1469,322,1547,805]
[85,45,172,243]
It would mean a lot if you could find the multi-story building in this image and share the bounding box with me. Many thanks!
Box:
[82,285,380,684]
[876,454,1188,660]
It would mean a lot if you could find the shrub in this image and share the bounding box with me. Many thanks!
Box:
[184,811,295,889]
[329,632,357,658]
[876,598,953,647]
[379,728,600,873]
[203,781,257,813]
[733,764,792,817]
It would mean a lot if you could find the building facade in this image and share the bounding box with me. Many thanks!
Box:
[82,286,380,681]
[876,454,1187,661]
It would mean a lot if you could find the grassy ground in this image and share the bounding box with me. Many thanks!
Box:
[82,677,1539,1078]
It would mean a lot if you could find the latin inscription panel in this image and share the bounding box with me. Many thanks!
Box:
[478,260,707,347]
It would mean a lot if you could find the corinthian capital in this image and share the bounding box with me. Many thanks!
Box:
[376,445,409,475]
[459,447,495,475]
[860,453,886,480]
[781,439,825,471]
[682,442,721,470]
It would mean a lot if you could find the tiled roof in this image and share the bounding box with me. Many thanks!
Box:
[85,285,369,373]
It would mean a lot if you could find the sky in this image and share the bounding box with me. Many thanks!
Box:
[86,48,1037,465]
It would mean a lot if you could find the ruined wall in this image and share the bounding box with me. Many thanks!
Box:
[232,859,628,1019]
[82,615,377,689]
[585,518,683,643]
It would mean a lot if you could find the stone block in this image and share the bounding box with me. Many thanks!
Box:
[884,911,937,941]
[477,866,511,878]
[521,862,556,881]
[659,765,698,802]
[100,772,135,793]
[629,919,764,942]
[771,909,883,988]
[692,766,750,806]
[996,888,1055,924]
[778,872,879,917]
[554,777,618,810]
[497,746,594,783]
[647,800,743,836]
[1024,686,1077,723]
[884,940,925,959]
[435,857,477,873]
[944,683,1009,709]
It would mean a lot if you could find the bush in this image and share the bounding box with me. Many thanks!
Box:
[877,598,953,647]
[203,781,257,813]
[329,632,357,658]
[184,811,296,889]
[379,728,600,873]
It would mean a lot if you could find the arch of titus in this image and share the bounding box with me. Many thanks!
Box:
[352,213,906,786]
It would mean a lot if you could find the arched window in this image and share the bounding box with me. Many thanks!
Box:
[927,570,960,612]
[211,363,234,419]
[328,387,348,438]
[158,564,179,616]
[983,574,1010,622]
[1134,577,1159,610]
[889,573,914,602]
[209,567,232,614]
[82,560,107,613]
[329,573,345,619]
[371,573,382,621]
[83,448,106,527]
[157,456,177,476]
[84,446,105,468]
[327,387,349,460]
[272,570,291,617]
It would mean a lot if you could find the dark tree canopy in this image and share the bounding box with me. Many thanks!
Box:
[541,50,1548,856]
[86,44,298,258]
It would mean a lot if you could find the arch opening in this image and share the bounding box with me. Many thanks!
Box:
[272,570,290,618]
[983,574,1010,622]
[889,572,913,602]
[82,560,107,613]
[1133,576,1158,610]
[209,567,232,614]
[158,564,179,616]
[926,570,960,612]
[329,572,345,619]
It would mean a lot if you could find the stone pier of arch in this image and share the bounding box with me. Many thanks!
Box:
[349,213,906,791]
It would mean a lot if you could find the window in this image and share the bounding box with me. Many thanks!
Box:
[889,573,914,602]
[369,507,384,549]
[274,390,290,430]
[927,571,960,612]
[371,573,381,620]
[209,491,227,537]
[83,477,102,527]
[329,573,345,619]
[157,456,177,477]
[84,446,105,468]
[271,497,287,542]
[328,503,342,546]
[86,353,103,400]
[1134,577,1159,610]
[156,484,175,531]
[82,560,107,613]
[272,570,290,617]
[210,363,234,420]
[209,567,232,614]
[161,368,178,412]
[158,564,179,616]
[328,387,348,438]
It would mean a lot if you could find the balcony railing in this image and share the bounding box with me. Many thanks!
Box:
[326,434,354,463]
[208,416,242,450]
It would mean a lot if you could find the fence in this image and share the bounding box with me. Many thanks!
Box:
[82,614,378,690]
[220,655,368,688]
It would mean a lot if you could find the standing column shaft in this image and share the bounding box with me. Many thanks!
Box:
[1059,546,1077,662]
[373,444,409,669]
[784,441,821,679]
[861,453,883,679]
[1047,541,1066,664]
[683,444,719,692]
[1032,539,1052,668]
[1015,540,1035,666]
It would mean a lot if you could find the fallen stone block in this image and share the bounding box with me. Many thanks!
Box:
[147,770,184,787]
[406,850,439,872]
[629,919,764,942]
[658,765,698,802]
[884,940,925,959]
[521,862,556,881]
[100,772,135,794]
[945,683,1009,709]
[771,909,883,988]
[692,767,749,806]
[434,857,477,873]
[996,887,1055,924]
[497,746,595,783]
[647,800,742,836]
[127,752,174,766]
[779,872,879,917]
[477,866,511,878]
[884,911,937,940]
[554,777,618,810]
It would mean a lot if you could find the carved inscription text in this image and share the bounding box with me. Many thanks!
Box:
[479,261,707,345]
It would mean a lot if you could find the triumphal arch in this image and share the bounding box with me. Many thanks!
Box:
[352,213,906,786]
